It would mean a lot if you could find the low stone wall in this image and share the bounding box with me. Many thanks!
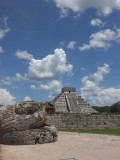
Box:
[47,113,120,130]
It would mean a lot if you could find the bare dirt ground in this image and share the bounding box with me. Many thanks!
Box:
[0,131,120,160]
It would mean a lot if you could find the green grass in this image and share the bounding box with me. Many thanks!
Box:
[59,129,120,135]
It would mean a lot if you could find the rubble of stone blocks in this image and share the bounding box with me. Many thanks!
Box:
[0,102,58,145]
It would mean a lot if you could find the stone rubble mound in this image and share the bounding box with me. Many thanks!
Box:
[0,101,58,145]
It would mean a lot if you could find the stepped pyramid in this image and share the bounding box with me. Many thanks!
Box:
[51,87,97,114]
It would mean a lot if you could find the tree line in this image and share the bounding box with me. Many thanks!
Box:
[93,102,120,113]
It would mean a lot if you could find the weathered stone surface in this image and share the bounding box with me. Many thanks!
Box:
[15,101,46,114]
[0,102,58,145]
[51,87,97,114]
[0,107,46,135]
[0,126,57,145]
[47,113,120,130]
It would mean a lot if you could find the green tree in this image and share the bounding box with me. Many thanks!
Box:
[111,102,120,113]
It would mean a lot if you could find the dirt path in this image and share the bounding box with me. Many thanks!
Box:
[0,132,120,160]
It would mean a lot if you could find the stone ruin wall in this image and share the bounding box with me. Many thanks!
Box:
[47,113,120,130]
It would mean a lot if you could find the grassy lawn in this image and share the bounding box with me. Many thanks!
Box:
[59,129,120,135]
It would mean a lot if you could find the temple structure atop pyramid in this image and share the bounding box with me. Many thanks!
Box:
[51,87,97,114]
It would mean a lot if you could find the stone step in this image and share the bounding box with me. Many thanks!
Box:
[65,93,80,113]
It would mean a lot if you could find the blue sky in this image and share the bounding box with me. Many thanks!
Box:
[0,0,120,106]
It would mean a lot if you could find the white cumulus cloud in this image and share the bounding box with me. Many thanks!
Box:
[92,64,110,83]
[90,18,104,27]
[0,88,16,105]
[52,0,120,17]
[80,64,120,106]
[0,73,25,85]
[3,48,72,86]
[41,80,62,99]
[40,80,62,93]
[67,41,76,49]
[16,50,34,61]
[27,48,73,80]
[23,96,32,101]
[31,80,62,99]
[79,28,120,51]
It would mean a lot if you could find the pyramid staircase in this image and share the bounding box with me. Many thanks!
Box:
[52,87,97,114]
